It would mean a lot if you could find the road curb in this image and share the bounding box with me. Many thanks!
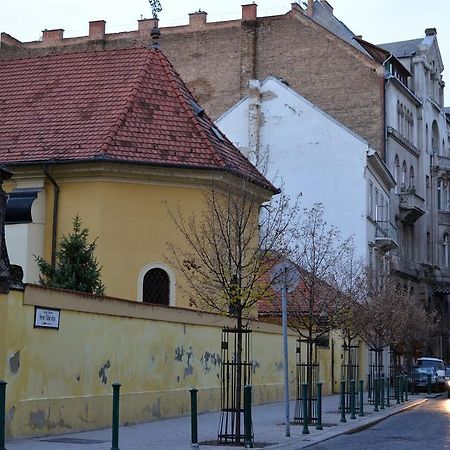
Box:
[344,398,427,435]
[266,398,428,450]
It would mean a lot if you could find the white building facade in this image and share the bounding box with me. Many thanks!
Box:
[217,77,396,266]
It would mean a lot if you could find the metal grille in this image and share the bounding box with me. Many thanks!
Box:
[367,349,384,404]
[143,268,169,305]
[294,339,319,424]
[389,350,401,398]
[340,344,359,412]
[218,326,253,444]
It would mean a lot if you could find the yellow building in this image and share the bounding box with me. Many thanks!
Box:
[1,37,275,307]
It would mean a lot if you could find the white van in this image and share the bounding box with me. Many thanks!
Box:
[416,357,446,390]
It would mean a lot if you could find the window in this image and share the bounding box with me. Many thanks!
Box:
[143,268,170,305]
[394,155,400,193]
[438,178,443,210]
[442,233,449,268]
[368,182,373,218]
[427,232,431,263]
[375,188,379,220]
[379,194,384,221]
[409,166,414,190]
[401,161,407,190]
[138,263,175,306]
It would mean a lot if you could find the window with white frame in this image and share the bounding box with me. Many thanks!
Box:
[401,161,407,190]
[369,181,373,218]
[138,263,176,306]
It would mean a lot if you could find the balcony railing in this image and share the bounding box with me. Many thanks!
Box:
[438,211,450,226]
[375,221,398,251]
[436,155,450,171]
[398,192,425,224]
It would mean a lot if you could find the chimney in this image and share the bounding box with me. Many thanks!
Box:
[307,0,314,17]
[189,11,207,29]
[89,20,106,40]
[42,29,64,42]
[138,18,158,33]
[425,27,437,36]
[319,0,334,14]
[242,3,257,21]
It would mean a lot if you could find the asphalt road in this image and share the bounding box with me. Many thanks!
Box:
[305,396,450,450]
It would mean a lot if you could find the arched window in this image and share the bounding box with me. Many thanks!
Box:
[409,166,414,190]
[432,120,440,154]
[401,161,407,190]
[137,263,176,306]
[394,155,400,193]
[442,233,449,268]
[143,269,170,305]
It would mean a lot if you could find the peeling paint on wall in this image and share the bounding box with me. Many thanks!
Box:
[9,351,20,374]
[148,356,155,370]
[174,346,184,362]
[200,351,221,374]
[29,410,46,429]
[184,347,194,378]
[252,360,261,374]
[275,361,283,372]
[98,360,111,384]
[6,406,15,424]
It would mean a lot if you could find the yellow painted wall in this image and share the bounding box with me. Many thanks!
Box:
[0,285,300,438]
[16,164,266,308]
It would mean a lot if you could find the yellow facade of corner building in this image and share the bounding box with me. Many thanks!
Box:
[6,162,269,307]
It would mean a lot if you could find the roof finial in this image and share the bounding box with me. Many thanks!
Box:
[149,0,162,48]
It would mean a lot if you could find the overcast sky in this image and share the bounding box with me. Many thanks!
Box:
[2,0,449,103]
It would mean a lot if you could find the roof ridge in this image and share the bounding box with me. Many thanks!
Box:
[100,49,152,156]
[156,49,226,170]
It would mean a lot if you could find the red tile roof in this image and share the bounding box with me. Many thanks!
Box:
[0,47,275,191]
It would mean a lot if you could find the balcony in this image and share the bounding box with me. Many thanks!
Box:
[375,221,398,252]
[398,191,425,224]
[391,255,420,278]
[436,155,450,171]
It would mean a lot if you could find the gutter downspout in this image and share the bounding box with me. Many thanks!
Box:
[44,167,59,268]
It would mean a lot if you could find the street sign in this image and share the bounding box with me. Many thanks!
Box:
[270,260,301,293]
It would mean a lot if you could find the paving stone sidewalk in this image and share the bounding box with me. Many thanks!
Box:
[6,392,432,450]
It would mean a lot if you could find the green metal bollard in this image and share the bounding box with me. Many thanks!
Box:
[380,376,385,410]
[386,378,391,407]
[111,382,121,450]
[340,381,346,423]
[244,385,254,448]
[427,374,432,395]
[396,376,400,404]
[302,383,309,434]
[404,375,409,401]
[190,388,199,448]
[316,382,323,431]
[0,381,6,450]
[374,378,379,412]
[350,380,356,419]
[359,380,364,417]
[400,376,404,403]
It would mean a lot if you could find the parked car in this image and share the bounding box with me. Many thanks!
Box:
[411,366,439,392]
[416,357,447,391]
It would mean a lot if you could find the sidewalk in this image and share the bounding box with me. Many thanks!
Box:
[6,392,432,450]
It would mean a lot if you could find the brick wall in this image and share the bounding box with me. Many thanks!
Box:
[0,7,386,154]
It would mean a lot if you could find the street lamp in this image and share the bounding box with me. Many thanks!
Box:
[271,260,300,437]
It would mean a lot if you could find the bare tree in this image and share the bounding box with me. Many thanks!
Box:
[287,204,354,367]
[166,180,298,443]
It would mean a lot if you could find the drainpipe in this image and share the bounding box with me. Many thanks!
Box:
[43,167,59,268]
